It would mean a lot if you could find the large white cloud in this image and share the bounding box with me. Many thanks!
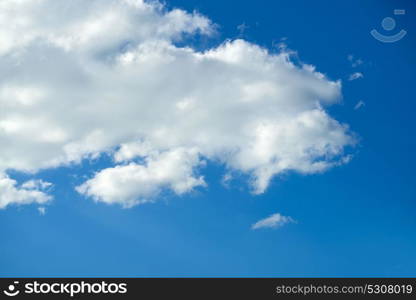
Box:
[0,0,355,207]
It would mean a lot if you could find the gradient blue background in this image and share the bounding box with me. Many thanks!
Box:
[1,0,415,277]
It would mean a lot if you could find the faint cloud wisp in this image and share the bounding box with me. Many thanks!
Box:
[348,72,363,81]
[354,100,365,110]
[251,213,295,230]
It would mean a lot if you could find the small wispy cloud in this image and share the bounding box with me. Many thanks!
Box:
[38,207,46,216]
[272,37,291,52]
[348,72,363,81]
[22,179,52,191]
[237,22,249,35]
[354,100,365,110]
[347,54,363,68]
[251,213,295,230]
[221,173,233,188]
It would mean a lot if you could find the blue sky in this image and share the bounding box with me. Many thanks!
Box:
[1,0,416,277]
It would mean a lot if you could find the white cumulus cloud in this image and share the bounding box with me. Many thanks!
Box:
[0,0,355,208]
[251,213,295,230]
[76,147,205,207]
[0,174,52,209]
